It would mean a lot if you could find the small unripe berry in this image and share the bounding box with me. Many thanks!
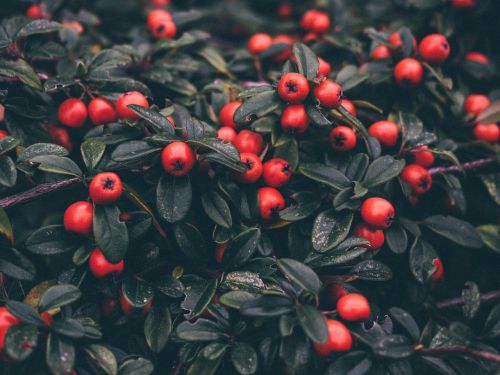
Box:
[412,146,435,168]
[371,45,392,60]
[300,9,320,30]
[151,20,176,39]
[310,12,330,34]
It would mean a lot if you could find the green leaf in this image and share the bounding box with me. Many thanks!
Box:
[0,207,14,243]
[39,284,82,312]
[240,295,294,317]
[234,90,281,124]
[462,281,480,320]
[351,260,392,281]
[176,318,226,341]
[385,223,408,254]
[476,225,500,254]
[31,155,82,176]
[373,335,414,359]
[46,334,75,375]
[363,156,405,188]
[187,137,240,162]
[81,139,106,170]
[0,136,19,155]
[93,205,129,263]
[325,351,372,375]
[480,174,500,205]
[424,215,483,248]
[84,344,117,375]
[51,319,86,339]
[6,301,45,326]
[389,307,420,342]
[296,305,328,344]
[174,222,208,264]
[222,228,261,269]
[144,301,172,353]
[231,342,258,375]
[409,238,437,284]
[299,163,351,191]
[197,46,235,79]
[17,143,68,162]
[0,156,16,187]
[111,140,162,165]
[277,258,321,295]
[274,138,299,171]
[279,192,321,221]
[121,278,154,308]
[0,247,36,281]
[187,350,223,375]
[476,100,500,123]
[156,174,192,223]
[220,291,258,309]
[25,225,82,255]
[201,191,232,228]
[5,325,38,362]
[292,43,319,79]
[482,304,500,339]
[119,358,154,375]
[222,271,266,293]
[311,209,353,252]
[127,105,175,135]
[17,20,61,38]
[181,278,218,319]
[0,58,41,90]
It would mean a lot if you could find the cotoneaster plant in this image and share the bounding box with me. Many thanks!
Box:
[0,1,498,375]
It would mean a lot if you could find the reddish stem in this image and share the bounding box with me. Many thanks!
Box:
[436,290,500,310]
[428,156,497,175]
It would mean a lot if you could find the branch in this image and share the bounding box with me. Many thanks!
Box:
[418,346,500,364]
[436,290,500,310]
[0,177,82,209]
[429,156,497,175]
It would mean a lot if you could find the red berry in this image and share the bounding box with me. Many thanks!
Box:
[310,12,330,34]
[281,105,309,134]
[317,57,331,78]
[418,34,450,64]
[412,146,435,168]
[400,164,433,195]
[394,58,423,86]
[116,91,149,120]
[150,0,171,6]
[262,158,291,187]
[62,20,84,34]
[151,20,176,39]
[271,35,294,62]
[452,0,475,8]
[360,197,395,229]
[371,45,392,60]
[328,284,348,305]
[0,307,20,353]
[58,98,88,128]
[0,130,8,139]
[46,124,73,152]
[26,4,46,19]
[313,320,352,356]
[303,32,318,43]
[368,120,399,148]
[430,258,444,285]
[329,126,357,152]
[465,52,489,65]
[389,31,416,52]
[313,80,343,109]
[161,141,196,176]
[88,98,117,125]
[277,73,310,104]
[89,248,124,279]
[64,201,93,236]
[247,33,273,55]
[120,294,152,318]
[337,293,371,321]
[147,9,172,30]
[463,94,490,116]
[217,126,237,144]
[219,101,241,128]
[234,130,263,155]
[258,187,285,220]
[89,172,123,204]
[352,223,385,250]
[215,243,226,264]
[300,9,320,30]
[341,99,357,117]
[40,311,53,326]
[473,123,500,143]
[101,298,117,317]
[237,153,263,184]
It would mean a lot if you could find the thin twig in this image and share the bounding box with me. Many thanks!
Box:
[428,156,497,175]
[436,290,500,310]
[418,346,500,364]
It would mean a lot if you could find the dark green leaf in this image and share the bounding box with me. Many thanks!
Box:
[0,58,41,90]
[5,325,38,362]
[16,20,61,38]
[311,209,353,252]
[201,191,232,228]
[156,174,192,223]
[279,192,321,221]
[363,156,405,188]
[111,140,162,165]
[240,295,294,317]
[296,305,328,344]
[0,247,36,281]
[119,358,154,375]
[277,258,321,295]
[31,155,82,176]
[144,301,172,353]
[46,334,75,375]
[0,156,16,187]
[299,164,351,191]
[461,281,480,320]
[373,335,414,359]
[389,307,420,342]
[231,342,258,375]
[188,137,240,162]
[121,278,154,308]
[293,43,319,79]
[127,105,175,135]
[39,284,81,312]
[220,291,259,309]
[26,225,82,255]
[84,344,117,375]
[6,301,45,326]
[351,260,392,281]
[385,224,408,254]
[476,225,500,254]
[176,318,225,341]
[424,215,483,248]
[409,238,437,284]
[81,139,106,170]
[174,223,208,264]
[234,90,281,124]
[222,228,261,269]
[93,205,129,263]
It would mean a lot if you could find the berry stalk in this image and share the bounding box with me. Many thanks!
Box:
[428,155,497,175]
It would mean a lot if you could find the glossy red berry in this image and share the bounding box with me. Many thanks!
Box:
[412,146,435,168]
[314,80,343,109]
[317,57,331,78]
[217,126,237,144]
[303,32,318,43]
[26,4,46,19]
[89,248,124,279]
[329,126,356,152]
[120,294,152,318]
[101,298,117,317]
[147,9,172,30]
[215,243,226,264]
[58,98,88,128]
[313,320,352,356]
[368,120,399,148]
[310,12,330,34]
[64,201,93,236]
[234,130,263,155]
[277,73,310,104]
[465,52,489,65]
[400,164,433,195]
[46,124,73,152]
[300,9,320,30]
[360,197,395,229]
[394,58,423,86]
[0,130,8,139]
[452,0,475,8]
[116,91,149,120]
[258,187,285,220]
[341,99,357,117]
[88,97,117,125]
[418,34,450,64]
[463,94,490,116]
[352,223,385,250]
[40,311,53,326]
[389,31,417,53]
[89,172,123,204]
[271,35,294,62]
[247,33,273,55]
[473,123,500,143]
[161,142,196,176]
[0,307,20,353]
[371,45,392,60]
[219,101,241,128]
[237,153,263,184]
[430,258,444,285]
[281,105,309,134]
[337,293,371,321]
[262,158,291,187]
[151,20,176,39]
